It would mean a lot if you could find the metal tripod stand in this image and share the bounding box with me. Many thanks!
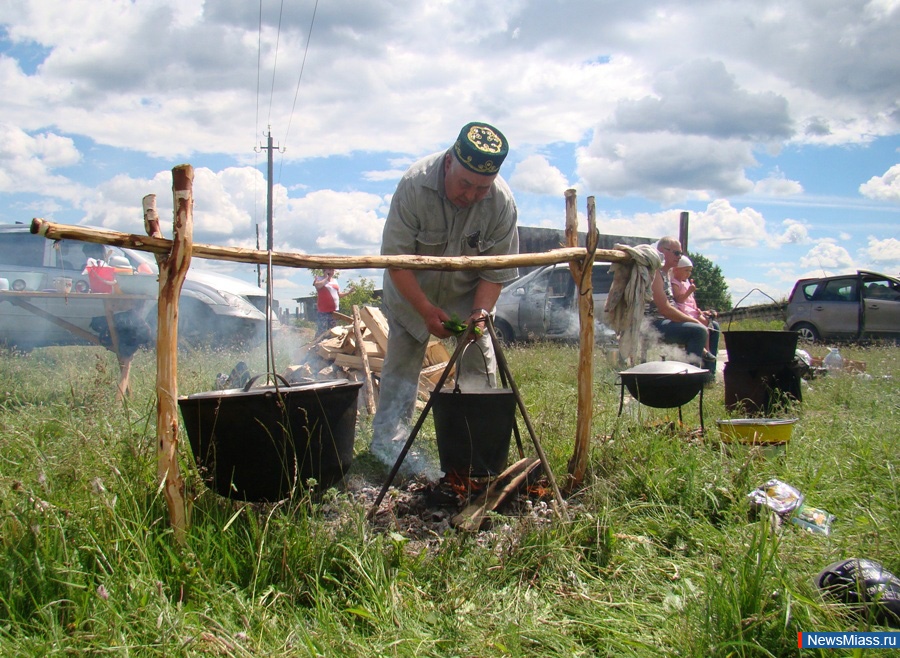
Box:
[367,315,567,520]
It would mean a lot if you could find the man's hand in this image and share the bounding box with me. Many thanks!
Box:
[422,304,452,338]
[468,308,490,332]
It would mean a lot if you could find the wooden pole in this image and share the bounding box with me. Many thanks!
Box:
[30,219,627,271]
[567,196,598,488]
[154,166,193,542]
[352,304,377,415]
[679,211,689,255]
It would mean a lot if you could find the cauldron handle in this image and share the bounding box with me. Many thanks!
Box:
[727,288,780,330]
[451,341,491,393]
[242,373,291,392]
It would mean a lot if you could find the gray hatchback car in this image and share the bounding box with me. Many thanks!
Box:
[784,270,900,342]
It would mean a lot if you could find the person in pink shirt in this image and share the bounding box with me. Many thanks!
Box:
[670,255,717,357]
[313,268,352,336]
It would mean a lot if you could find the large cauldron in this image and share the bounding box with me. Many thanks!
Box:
[432,387,516,477]
[723,330,799,365]
[618,360,709,408]
[179,377,361,502]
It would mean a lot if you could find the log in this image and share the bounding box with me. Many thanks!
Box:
[31,219,628,271]
[332,353,384,370]
[359,306,389,353]
[352,305,377,415]
[452,458,542,531]
[566,191,598,489]
[424,340,451,367]
[154,166,192,543]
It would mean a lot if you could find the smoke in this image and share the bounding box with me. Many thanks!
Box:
[641,323,704,367]
[369,375,443,481]
[369,423,443,482]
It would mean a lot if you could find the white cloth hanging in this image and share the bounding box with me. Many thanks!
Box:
[604,243,663,363]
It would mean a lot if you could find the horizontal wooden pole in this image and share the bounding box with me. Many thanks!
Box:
[31,218,632,271]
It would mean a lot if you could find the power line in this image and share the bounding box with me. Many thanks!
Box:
[266,0,287,128]
[254,0,263,142]
[279,0,320,182]
[253,0,264,240]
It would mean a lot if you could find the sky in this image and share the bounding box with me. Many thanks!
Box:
[1,0,899,312]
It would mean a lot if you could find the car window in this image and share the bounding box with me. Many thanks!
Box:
[0,232,45,267]
[527,271,549,296]
[54,240,158,274]
[863,278,900,301]
[547,268,571,298]
[812,278,857,302]
[800,282,818,300]
[55,239,89,270]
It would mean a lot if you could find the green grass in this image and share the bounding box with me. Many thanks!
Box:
[0,330,897,656]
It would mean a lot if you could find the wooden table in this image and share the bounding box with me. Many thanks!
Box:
[0,290,154,400]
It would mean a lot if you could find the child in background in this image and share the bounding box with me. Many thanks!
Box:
[313,268,353,336]
[670,255,717,356]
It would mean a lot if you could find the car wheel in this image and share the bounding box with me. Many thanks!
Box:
[492,318,516,345]
[792,322,820,343]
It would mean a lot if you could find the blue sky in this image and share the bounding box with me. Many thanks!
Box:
[1,0,898,311]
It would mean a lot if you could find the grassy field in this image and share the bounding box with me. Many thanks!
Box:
[0,326,897,656]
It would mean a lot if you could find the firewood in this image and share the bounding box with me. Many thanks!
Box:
[332,353,384,370]
[424,340,451,366]
[359,306,389,353]
[352,305,377,414]
[452,458,542,531]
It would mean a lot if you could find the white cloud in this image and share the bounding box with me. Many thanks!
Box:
[508,155,571,196]
[777,219,811,245]
[725,276,788,306]
[689,200,769,248]
[862,236,900,266]
[577,133,756,203]
[799,240,855,271]
[282,189,386,254]
[859,164,900,201]
[753,170,804,196]
[0,124,85,207]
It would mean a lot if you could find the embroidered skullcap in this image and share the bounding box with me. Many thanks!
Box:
[452,122,508,175]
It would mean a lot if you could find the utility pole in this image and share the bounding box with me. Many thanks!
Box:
[254,128,283,286]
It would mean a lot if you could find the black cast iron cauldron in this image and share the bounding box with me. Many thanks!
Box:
[179,377,362,502]
[432,388,516,477]
[618,361,709,409]
[723,330,799,365]
[431,344,516,477]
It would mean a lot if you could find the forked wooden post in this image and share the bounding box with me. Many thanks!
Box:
[564,190,598,488]
[149,168,193,541]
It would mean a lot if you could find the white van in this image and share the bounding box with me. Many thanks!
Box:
[0,223,275,350]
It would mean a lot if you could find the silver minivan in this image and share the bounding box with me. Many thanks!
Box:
[784,270,900,342]
[493,263,616,344]
[0,223,275,350]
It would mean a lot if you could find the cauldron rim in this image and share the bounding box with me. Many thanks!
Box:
[179,377,358,401]
[618,360,706,376]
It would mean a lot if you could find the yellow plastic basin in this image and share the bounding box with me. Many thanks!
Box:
[716,418,798,445]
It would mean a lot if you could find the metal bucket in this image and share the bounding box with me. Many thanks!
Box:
[179,376,361,501]
[431,344,515,477]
